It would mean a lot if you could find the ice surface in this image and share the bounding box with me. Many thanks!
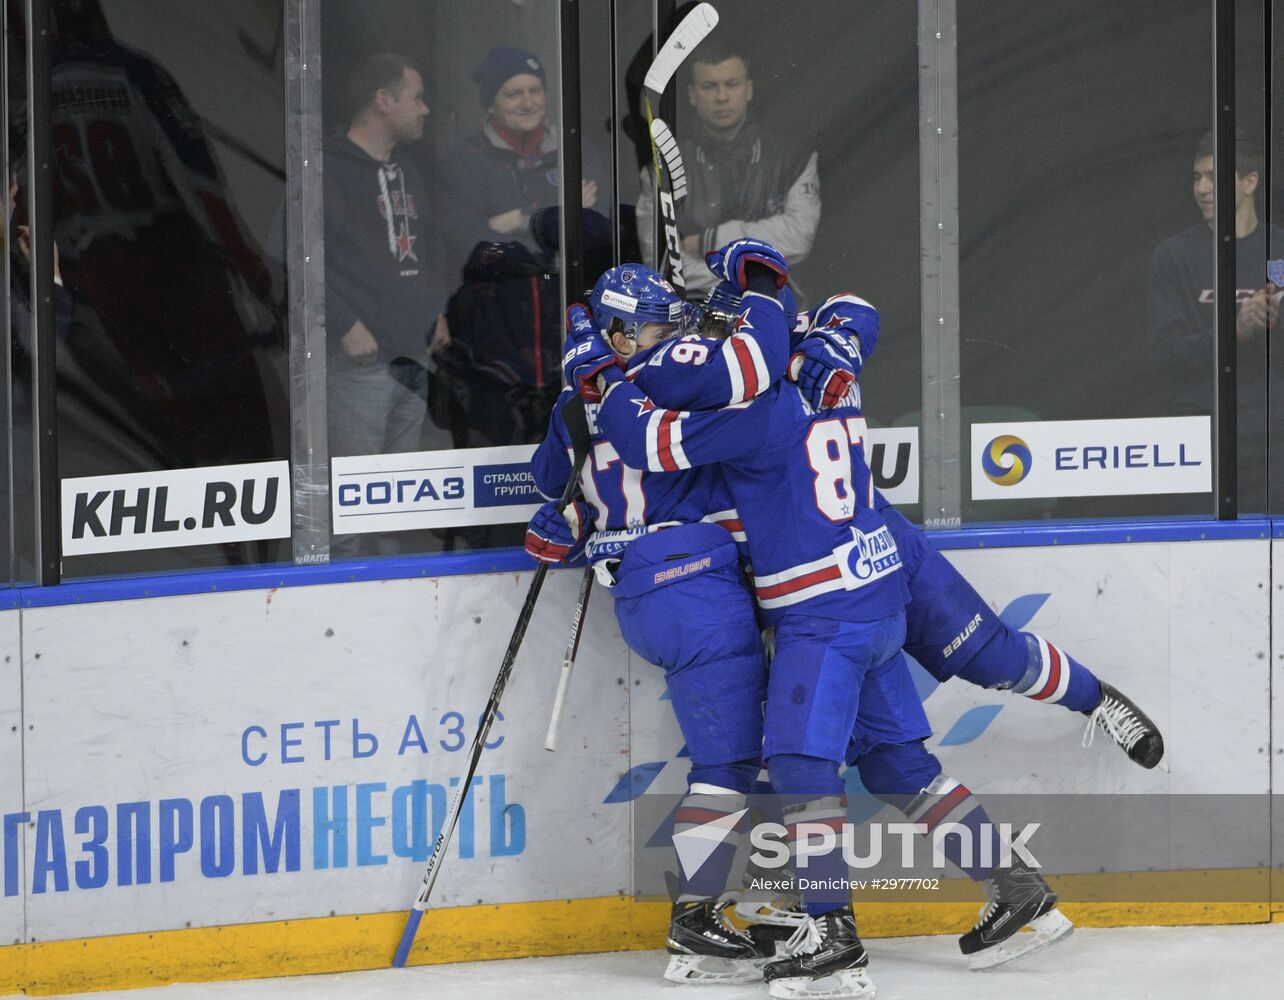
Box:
[42,923,1283,999]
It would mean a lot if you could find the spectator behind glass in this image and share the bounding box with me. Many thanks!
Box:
[1146,128,1284,512]
[431,206,612,450]
[9,170,178,577]
[635,39,820,298]
[32,0,285,471]
[439,45,605,265]
[323,53,448,557]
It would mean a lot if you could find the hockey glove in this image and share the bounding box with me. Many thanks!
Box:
[807,294,880,371]
[706,238,789,291]
[562,304,623,403]
[789,335,858,410]
[525,498,590,565]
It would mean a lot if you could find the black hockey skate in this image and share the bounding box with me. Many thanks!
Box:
[959,860,1073,970]
[736,856,808,934]
[1083,681,1166,769]
[664,899,773,985]
[762,906,875,1000]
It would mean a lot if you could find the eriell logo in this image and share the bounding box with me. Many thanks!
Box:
[982,435,1032,487]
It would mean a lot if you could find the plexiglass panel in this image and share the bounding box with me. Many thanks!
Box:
[958,1,1218,523]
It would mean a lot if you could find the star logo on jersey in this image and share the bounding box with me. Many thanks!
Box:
[629,397,651,417]
[731,309,753,334]
[823,313,848,330]
[395,225,418,262]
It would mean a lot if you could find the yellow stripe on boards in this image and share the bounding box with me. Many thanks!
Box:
[0,878,1275,996]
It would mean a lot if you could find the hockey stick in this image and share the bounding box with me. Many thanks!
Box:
[643,2,719,296]
[392,394,590,968]
[543,563,594,751]
[541,12,713,753]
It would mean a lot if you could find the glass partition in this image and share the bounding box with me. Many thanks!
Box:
[1267,0,1284,514]
[617,0,924,521]
[2,0,20,587]
[44,0,291,578]
[319,0,569,558]
[957,1,1218,523]
[1232,0,1271,516]
[2,0,1276,589]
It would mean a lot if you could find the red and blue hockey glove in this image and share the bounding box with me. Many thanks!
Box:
[525,498,590,564]
[706,238,789,291]
[563,304,623,403]
[788,334,858,410]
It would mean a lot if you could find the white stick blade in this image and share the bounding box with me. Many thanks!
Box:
[643,3,720,95]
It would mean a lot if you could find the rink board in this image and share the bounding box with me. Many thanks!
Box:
[0,613,22,950]
[16,571,634,943]
[1274,540,1284,922]
[0,536,1277,994]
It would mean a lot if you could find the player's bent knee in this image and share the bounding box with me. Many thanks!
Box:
[688,759,760,795]
[854,740,942,797]
[951,624,1032,691]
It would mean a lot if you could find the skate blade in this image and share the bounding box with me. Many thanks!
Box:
[967,908,1074,971]
[664,953,769,985]
[767,969,876,1000]
[735,900,808,927]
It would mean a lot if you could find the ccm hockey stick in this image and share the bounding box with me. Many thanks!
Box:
[542,6,716,753]
[392,396,591,968]
[643,2,719,297]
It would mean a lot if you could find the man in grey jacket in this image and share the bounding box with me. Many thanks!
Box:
[636,41,820,297]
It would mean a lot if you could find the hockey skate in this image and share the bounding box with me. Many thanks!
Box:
[762,906,876,1000]
[735,858,808,931]
[664,898,774,984]
[1082,681,1166,769]
[959,860,1073,970]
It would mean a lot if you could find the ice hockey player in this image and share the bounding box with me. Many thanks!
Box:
[706,283,1166,772]
[531,244,1161,993]
[570,258,1075,999]
[528,242,795,985]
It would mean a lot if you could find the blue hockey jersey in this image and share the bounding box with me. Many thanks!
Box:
[529,290,793,552]
[594,374,908,625]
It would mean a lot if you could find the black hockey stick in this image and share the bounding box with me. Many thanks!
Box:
[392,394,590,967]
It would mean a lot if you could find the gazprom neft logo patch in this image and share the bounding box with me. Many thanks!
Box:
[61,461,290,556]
[970,417,1211,500]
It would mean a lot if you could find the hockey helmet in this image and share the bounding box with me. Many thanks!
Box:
[696,280,799,339]
[588,264,686,345]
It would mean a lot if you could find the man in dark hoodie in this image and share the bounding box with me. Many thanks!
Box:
[323,53,445,555]
[1146,129,1284,512]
